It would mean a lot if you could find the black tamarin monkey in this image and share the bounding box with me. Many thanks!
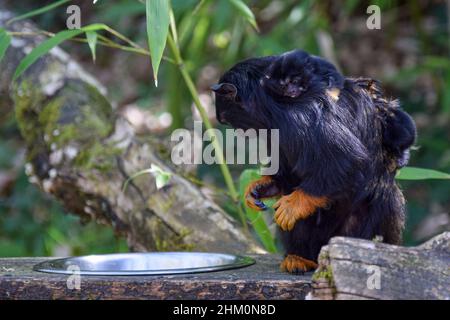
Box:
[212,50,416,273]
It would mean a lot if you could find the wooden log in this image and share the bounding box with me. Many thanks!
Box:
[309,232,450,300]
[0,255,311,300]
[1,234,447,300]
[0,8,262,254]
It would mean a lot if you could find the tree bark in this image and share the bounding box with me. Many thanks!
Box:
[0,8,263,254]
[309,232,450,300]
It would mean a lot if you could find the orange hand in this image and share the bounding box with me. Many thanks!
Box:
[274,190,328,231]
[280,254,318,273]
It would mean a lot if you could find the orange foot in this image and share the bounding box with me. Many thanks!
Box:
[280,254,318,274]
[273,190,328,231]
[245,176,280,211]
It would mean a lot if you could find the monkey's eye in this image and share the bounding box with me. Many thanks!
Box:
[291,77,301,85]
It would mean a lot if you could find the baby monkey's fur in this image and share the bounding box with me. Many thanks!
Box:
[213,50,416,273]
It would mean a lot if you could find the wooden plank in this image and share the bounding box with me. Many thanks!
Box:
[0,255,311,300]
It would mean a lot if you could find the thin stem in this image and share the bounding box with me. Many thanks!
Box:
[103,25,142,50]
[8,31,176,64]
[166,33,248,231]
[183,174,231,198]
[169,9,179,46]
[97,34,117,46]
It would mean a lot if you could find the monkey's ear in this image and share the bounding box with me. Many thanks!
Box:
[211,83,237,99]
[382,108,416,154]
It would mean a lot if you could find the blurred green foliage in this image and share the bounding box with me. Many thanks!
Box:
[1,0,448,256]
[0,173,128,256]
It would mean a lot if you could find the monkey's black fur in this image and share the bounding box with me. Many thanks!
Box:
[213,50,416,262]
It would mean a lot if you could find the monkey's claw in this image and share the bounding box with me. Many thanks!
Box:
[273,198,300,231]
[273,190,328,231]
[246,193,268,211]
[280,254,318,274]
[244,176,279,211]
[253,199,268,210]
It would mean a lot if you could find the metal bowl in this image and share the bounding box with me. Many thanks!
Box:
[33,252,255,276]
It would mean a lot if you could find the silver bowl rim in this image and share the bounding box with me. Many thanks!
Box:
[33,252,256,276]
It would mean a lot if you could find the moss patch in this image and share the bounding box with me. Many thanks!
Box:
[14,79,119,171]
[154,227,195,252]
[74,141,122,172]
[312,264,334,284]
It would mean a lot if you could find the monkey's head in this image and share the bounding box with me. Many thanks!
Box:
[212,56,276,130]
[212,50,345,131]
[262,50,344,100]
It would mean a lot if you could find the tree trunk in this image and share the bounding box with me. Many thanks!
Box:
[0,8,263,254]
[310,232,450,300]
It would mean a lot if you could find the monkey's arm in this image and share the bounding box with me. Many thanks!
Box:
[273,110,369,231]
[244,177,329,232]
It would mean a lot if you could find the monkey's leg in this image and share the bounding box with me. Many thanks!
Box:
[280,254,318,273]
[245,176,281,211]
[274,190,328,231]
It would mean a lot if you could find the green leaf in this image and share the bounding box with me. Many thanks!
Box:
[6,0,72,25]
[122,164,172,192]
[13,24,107,80]
[86,31,98,62]
[239,169,278,253]
[155,171,172,189]
[145,0,170,87]
[0,28,11,63]
[396,167,450,180]
[228,0,259,31]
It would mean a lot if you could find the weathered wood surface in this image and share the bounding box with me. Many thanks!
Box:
[0,255,311,300]
[1,234,448,300]
[0,7,262,254]
[310,232,450,300]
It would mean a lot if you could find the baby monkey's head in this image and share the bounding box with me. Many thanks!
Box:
[262,50,344,100]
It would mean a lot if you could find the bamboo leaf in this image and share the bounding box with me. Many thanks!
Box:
[396,167,450,180]
[86,31,98,62]
[0,28,11,63]
[13,24,107,80]
[145,0,170,87]
[6,0,72,25]
[228,0,259,31]
[239,169,278,253]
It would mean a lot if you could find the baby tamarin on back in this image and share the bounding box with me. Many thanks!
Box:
[213,50,416,273]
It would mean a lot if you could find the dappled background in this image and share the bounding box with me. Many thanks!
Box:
[1,0,449,256]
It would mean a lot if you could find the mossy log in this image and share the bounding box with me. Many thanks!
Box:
[0,9,262,254]
[309,232,450,300]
